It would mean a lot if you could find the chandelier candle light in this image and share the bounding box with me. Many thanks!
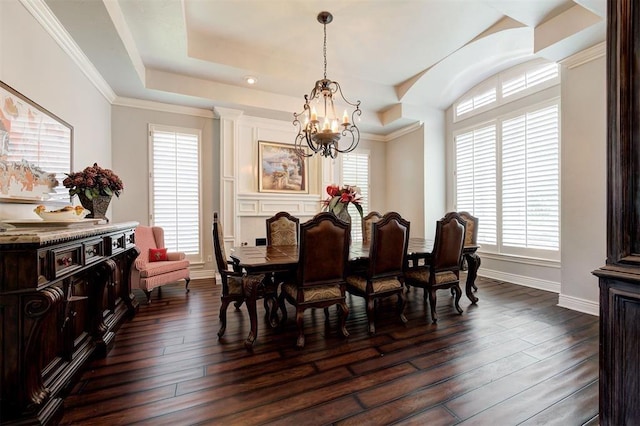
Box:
[293,11,362,158]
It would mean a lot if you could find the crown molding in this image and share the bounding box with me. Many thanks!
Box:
[20,0,116,103]
[560,41,606,69]
[114,96,215,118]
[384,121,424,141]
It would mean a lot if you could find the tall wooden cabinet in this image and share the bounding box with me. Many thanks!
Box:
[0,222,139,425]
[592,0,640,424]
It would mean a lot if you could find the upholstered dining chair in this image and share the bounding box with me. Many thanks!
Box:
[266,211,300,246]
[362,211,383,245]
[212,212,265,338]
[130,225,190,303]
[277,212,350,348]
[405,212,466,323]
[346,212,410,334]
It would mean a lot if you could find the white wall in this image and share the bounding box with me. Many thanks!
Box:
[111,103,215,274]
[386,126,426,238]
[0,0,112,220]
[558,46,606,314]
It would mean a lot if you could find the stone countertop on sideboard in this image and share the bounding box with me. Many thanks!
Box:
[0,221,139,246]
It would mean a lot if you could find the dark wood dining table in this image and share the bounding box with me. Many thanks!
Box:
[230,237,480,348]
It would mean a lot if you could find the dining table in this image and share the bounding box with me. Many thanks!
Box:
[229,237,480,348]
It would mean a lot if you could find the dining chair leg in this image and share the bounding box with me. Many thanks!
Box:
[428,288,438,323]
[453,284,464,314]
[366,297,376,335]
[296,308,305,348]
[398,291,408,324]
[218,298,231,337]
[338,302,350,338]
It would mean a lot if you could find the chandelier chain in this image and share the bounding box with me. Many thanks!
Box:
[323,21,327,80]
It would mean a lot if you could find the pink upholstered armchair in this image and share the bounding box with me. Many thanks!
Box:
[131,226,191,303]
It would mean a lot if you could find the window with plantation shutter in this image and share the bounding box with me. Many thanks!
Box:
[149,125,201,260]
[502,63,559,98]
[502,104,559,251]
[341,151,369,242]
[455,125,497,245]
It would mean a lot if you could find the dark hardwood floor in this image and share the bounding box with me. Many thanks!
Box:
[60,275,599,425]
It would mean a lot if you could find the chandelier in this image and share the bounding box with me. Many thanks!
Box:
[293,11,361,159]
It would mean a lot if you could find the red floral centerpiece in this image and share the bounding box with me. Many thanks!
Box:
[62,163,123,221]
[322,184,363,222]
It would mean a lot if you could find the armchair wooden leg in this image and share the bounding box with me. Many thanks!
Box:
[144,290,152,304]
[185,278,191,293]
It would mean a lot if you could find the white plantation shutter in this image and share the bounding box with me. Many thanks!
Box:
[502,104,559,250]
[502,63,559,98]
[341,152,369,241]
[455,88,497,118]
[150,125,201,258]
[455,125,497,245]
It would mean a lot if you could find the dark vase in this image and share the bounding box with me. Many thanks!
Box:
[78,193,112,222]
[334,207,352,223]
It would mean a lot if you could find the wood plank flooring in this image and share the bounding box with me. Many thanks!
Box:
[60,275,599,425]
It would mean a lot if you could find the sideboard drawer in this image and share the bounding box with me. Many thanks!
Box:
[124,230,135,249]
[83,238,105,265]
[51,244,83,278]
[105,233,126,256]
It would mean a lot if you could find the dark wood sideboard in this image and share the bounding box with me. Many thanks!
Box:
[0,222,140,425]
[592,0,640,424]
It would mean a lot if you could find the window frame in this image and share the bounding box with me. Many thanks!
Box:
[453,92,561,262]
[148,123,203,263]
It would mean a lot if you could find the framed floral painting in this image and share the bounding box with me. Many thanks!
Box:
[0,80,73,201]
[258,141,307,193]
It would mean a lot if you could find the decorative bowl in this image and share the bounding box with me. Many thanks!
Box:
[34,205,90,221]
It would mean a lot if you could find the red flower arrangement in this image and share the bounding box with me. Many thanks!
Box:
[322,184,363,219]
[63,163,124,200]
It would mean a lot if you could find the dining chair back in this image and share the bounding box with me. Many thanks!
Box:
[278,212,350,348]
[266,211,300,246]
[362,211,383,245]
[346,212,410,334]
[405,212,466,323]
[458,211,479,247]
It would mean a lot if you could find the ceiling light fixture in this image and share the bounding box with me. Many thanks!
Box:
[245,76,257,85]
[293,11,361,158]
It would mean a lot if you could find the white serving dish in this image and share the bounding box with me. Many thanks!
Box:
[34,205,90,221]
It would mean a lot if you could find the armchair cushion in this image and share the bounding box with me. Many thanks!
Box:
[139,259,191,278]
[149,247,168,262]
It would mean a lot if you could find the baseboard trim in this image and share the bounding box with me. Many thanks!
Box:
[479,269,561,293]
[557,294,599,316]
[190,270,216,280]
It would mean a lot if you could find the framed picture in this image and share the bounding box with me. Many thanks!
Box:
[0,81,73,201]
[258,141,308,193]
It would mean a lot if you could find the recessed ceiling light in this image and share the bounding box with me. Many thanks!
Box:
[245,76,257,85]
